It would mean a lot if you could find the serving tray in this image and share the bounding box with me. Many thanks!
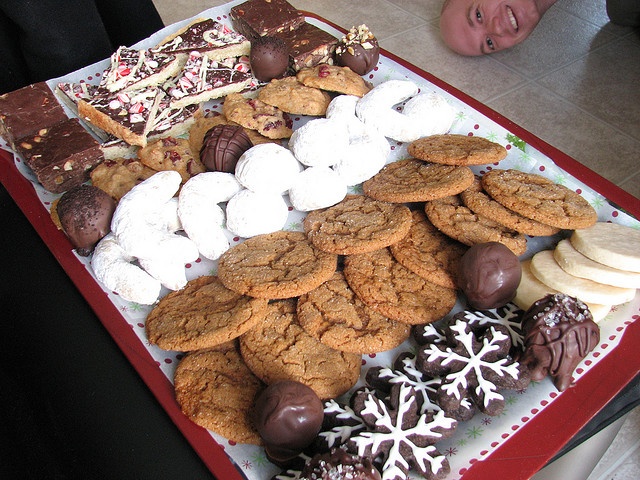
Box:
[1,1,638,479]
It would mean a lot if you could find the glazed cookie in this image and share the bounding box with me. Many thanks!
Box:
[425,195,527,256]
[481,169,598,230]
[173,343,264,444]
[343,247,457,325]
[460,176,560,237]
[296,64,372,97]
[145,276,269,351]
[137,136,206,182]
[389,210,467,289]
[239,298,361,399]
[257,76,332,116]
[222,92,293,139]
[297,271,411,354]
[362,158,474,203]
[90,157,157,201]
[303,195,412,255]
[407,134,507,166]
[217,231,338,299]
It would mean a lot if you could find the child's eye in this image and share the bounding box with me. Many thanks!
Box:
[486,37,495,50]
[476,9,482,21]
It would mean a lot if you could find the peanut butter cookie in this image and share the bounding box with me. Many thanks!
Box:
[174,342,264,444]
[425,195,528,256]
[303,195,412,255]
[296,64,372,97]
[297,271,411,354]
[257,76,332,116]
[239,298,361,400]
[343,247,457,325]
[389,210,467,289]
[222,92,293,139]
[407,134,507,166]
[481,169,597,230]
[217,231,338,299]
[145,276,269,351]
[362,158,474,203]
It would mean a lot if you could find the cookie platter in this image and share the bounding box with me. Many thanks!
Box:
[1,1,639,479]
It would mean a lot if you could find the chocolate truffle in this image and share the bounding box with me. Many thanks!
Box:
[300,448,381,480]
[56,184,116,256]
[253,380,324,465]
[521,293,599,391]
[200,124,253,173]
[335,25,380,76]
[250,36,290,82]
[458,241,522,310]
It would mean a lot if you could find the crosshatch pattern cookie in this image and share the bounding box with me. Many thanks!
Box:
[217,231,337,299]
[297,271,411,354]
[145,276,269,351]
[257,76,332,116]
[460,176,560,237]
[239,298,361,400]
[362,158,474,203]
[343,247,457,325]
[303,195,412,255]
[425,195,528,256]
[481,169,598,230]
[389,210,467,289]
[407,133,507,166]
[174,343,264,445]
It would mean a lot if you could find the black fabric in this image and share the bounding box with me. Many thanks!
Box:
[0,0,164,94]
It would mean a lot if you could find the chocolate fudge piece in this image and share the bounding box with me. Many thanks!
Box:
[14,118,104,193]
[230,0,305,40]
[276,22,338,71]
[0,82,68,150]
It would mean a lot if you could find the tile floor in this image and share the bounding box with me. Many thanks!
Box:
[152,1,640,478]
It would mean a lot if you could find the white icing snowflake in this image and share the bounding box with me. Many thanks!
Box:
[458,302,525,349]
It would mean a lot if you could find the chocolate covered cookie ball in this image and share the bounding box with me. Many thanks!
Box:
[250,36,290,82]
[521,293,599,391]
[253,380,324,465]
[458,242,522,310]
[335,25,380,76]
[301,448,381,480]
[200,124,253,173]
[56,184,116,256]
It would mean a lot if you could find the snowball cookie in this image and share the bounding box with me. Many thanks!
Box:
[288,117,350,168]
[289,167,348,211]
[226,189,290,238]
[401,92,456,137]
[235,143,303,194]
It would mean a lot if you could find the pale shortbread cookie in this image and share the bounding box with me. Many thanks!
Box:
[570,222,640,273]
[554,239,640,289]
[513,259,611,323]
[529,250,636,306]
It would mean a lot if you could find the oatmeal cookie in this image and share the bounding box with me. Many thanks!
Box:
[90,157,157,201]
[137,136,206,182]
[296,64,372,97]
[222,92,293,139]
[362,158,474,203]
[303,195,412,255]
[407,134,507,166]
[258,76,332,116]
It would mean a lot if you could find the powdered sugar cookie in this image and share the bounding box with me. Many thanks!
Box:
[288,117,350,168]
[288,166,348,212]
[225,189,289,238]
[235,143,302,194]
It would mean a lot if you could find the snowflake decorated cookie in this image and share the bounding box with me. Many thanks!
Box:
[416,319,530,421]
[453,302,526,352]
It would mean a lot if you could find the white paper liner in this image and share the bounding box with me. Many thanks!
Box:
[2,2,639,479]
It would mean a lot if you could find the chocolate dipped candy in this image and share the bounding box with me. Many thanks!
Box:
[56,185,116,256]
[521,293,599,391]
[200,124,252,173]
[300,448,381,480]
[458,241,522,310]
[250,36,290,82]
[335,25,380,76]
[253,380,324,465]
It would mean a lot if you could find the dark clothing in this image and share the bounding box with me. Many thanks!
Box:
[0,0,165,94]
[606,0,640,27]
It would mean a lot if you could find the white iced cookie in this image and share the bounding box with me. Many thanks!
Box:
[401,92,456,137]
[225,189,289,238]
[178,172,242,260]
[288,117,350,168]
[92,233,162,305]
[289,166,348,211]
[235,143,302,194]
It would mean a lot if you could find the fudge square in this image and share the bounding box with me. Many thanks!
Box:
[276,22,338,71]
[230,0,305,40]
[14,118,104,194]
[0,82,68,150]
